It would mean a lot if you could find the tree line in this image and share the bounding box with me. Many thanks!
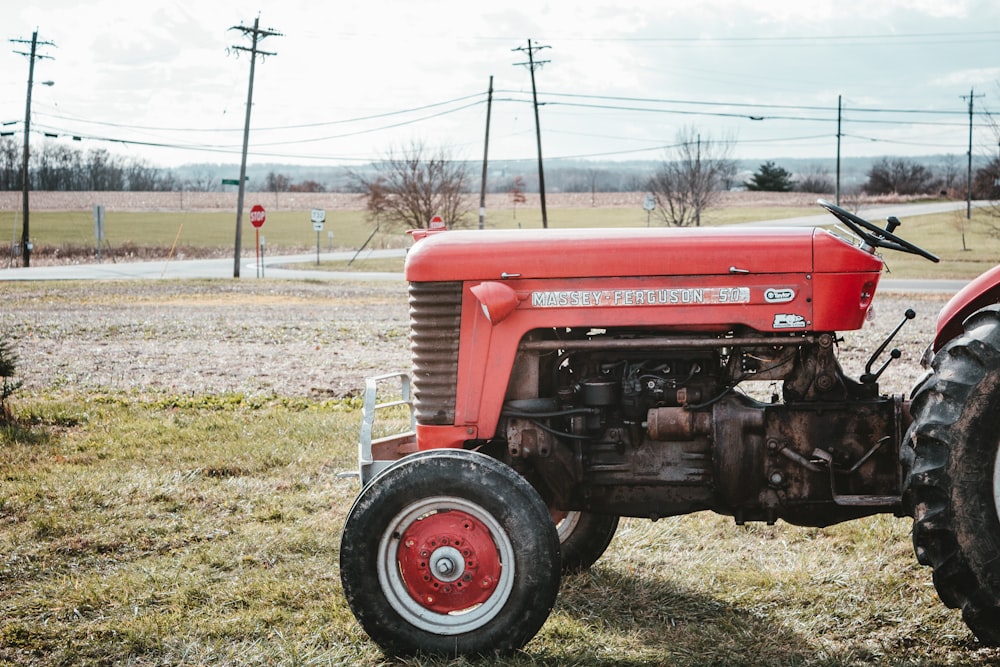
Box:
[0,138,180,192]
[355,132,1000,230]
[5,134,999,230]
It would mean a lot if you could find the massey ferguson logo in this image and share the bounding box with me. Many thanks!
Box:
[764,287,796,304]
[530,287,751,308]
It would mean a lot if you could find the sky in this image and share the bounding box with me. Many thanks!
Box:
[3,0,1000,170]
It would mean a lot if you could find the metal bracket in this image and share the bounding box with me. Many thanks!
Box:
[356,372,416,486]
[812,444,899,507]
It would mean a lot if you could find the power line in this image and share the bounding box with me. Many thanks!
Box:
[24,88,986,154]
[536,91,985,117]
[547,30,1000,46]
[29,99,487,153]
[545,99,832,123]
[32,92,486,133]
[17,81,993,166]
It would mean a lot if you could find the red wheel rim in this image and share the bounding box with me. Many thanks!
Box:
[397,509,503,613]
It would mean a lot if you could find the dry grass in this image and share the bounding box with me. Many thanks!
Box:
[2,279,1000,666]
[2,394,998,666]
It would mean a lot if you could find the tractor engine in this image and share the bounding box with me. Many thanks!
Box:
[500,329,906,527]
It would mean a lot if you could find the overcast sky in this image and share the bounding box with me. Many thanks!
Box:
[4,0,1000,169]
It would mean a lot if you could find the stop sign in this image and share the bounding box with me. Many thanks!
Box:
[249,204,266,228]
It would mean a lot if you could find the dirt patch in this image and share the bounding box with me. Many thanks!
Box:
[3,280,411,399]
[1,279,944,400]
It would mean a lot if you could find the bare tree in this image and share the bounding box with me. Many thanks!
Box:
[289,180,326,193]
[0,137,20,191]
[265,171,292,192]
[981,92,1000,219]
[973,157,1000,200]
[648,127,737,227]
[794,165,834,194]
[183,169,217,193]
[84,149,125,191]
[37,143,80,190]
[940,154,963,194]
[510,175,526,220]
[354,142,469,230]
[974,156,1000,228]
[125,160,173,191]
[863,158,941,196]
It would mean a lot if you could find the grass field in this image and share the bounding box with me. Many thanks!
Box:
[2,392,998,666]
[2,205,810,253]
[3,199,1000,665]
[1,277,1000,665]
[5,202,999,280]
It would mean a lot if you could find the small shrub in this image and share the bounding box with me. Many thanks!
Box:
[0,336,22,422]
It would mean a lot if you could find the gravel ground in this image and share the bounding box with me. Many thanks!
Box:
[2,280,411,399]
[1,277,948,400]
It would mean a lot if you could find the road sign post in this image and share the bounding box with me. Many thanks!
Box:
[250,204,266,277]
[643,193,656,227]
[311,209,326,265]
[93,205,105,264]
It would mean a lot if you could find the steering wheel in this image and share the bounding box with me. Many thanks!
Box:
[817,199,939,263]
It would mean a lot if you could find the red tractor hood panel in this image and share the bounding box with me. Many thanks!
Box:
[405,227,882,282]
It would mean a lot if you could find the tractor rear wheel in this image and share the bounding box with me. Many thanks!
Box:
[903,304,1000,645]
[339,449,561,657]
[553,510,620,573]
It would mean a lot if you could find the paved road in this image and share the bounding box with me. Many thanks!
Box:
[0,248,407,282]
[743,199,990,228]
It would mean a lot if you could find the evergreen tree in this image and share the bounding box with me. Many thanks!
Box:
[745,161,794,192]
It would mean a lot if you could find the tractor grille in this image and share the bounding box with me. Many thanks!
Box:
[409,281,463,425]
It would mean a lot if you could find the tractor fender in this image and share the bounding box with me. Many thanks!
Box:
[934,265,1000,351]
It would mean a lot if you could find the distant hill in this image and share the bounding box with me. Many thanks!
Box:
[170,153,983,194]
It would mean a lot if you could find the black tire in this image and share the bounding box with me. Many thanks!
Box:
[903,304,1000,645]
[553,510,619,574]
[339,449,561,657]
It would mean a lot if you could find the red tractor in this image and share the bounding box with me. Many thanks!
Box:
[340,200,1000,656]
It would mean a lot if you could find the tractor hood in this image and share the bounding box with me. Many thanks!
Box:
[405,226,883,282]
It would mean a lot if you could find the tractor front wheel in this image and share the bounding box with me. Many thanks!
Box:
[903,304,1000,645]
[339,449,561,657]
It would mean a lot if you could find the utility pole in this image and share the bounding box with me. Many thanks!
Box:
[835,95,842,206]
[513,39,550,228]
[228,16,281,278]
[11,30,55,268]
[961,88,984,220]
[479,76,493,230]
[695,134,702,227]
